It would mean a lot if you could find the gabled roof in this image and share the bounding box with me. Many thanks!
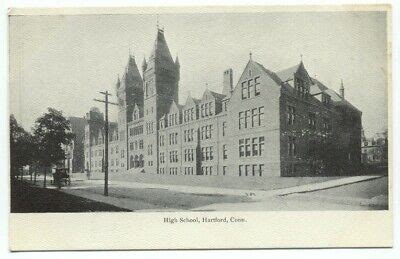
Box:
[275,62,302,82]
[208,90,226,101]
[183,95,201,108]
[254,62,283,85]
[201,89,226,102]
[168,100,183,113]
[310,78,361,113]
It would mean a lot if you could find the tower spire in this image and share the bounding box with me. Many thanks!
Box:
[340,79,345,100]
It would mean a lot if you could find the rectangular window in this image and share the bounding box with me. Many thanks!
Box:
[258,106,264,126]
[251,108,258,127]
[323,117,331,131]
[222,122,227,136]
[259,136,265,156]
[241,82,247,100]
[239,165,243,176]
[252,164,257,176]
[245,165,250,176]
[239,139,245,157]
[254,76,261,96]
[247,79,254,99]
[244,110,250,129]
[309,113,316,129]
[223,144,227,159]
[287,105,296,125]
[252,138,258,156]
[245,138,251,157]
[259,164,264,176]
[239,112,245,130]
[223,166,227,176]
[288,136,296,157]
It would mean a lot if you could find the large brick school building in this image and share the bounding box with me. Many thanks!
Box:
[83,27,362,178]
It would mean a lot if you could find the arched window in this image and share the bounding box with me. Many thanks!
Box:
[139,154,144,168]
[130,155,134,169]
[134,155,139,168]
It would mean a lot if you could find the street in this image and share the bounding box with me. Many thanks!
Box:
[11,179,130,212]
[14,173,388,212]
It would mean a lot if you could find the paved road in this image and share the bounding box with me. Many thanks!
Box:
[195,177,388,211]
[20,175,388,212]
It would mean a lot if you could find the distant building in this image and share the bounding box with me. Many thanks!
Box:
[83,107,120,174]
[85,27,362,178]
[362,131,388,165]
[64,116,86,174]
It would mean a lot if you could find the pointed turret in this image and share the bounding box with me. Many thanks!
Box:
[149,28,175,71]
[340,79,345,100]
[116,74,121,88]
[175,55,180,81]
[126,54,142,84]
[142,56,147,73]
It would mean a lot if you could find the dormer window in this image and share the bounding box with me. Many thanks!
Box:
[322,94,331,105]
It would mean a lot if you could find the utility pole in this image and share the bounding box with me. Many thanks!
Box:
[94,91,118,196]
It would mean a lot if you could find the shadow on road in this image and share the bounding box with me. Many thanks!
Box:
[10,179,130,213]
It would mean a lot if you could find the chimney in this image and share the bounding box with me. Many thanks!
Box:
[222,68,234,97]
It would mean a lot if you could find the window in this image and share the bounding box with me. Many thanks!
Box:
[239,165,243,176]
[296,78,308,98]
[287,105,296,125]
[245,165,250,176]
[288,136,296,157]
[239,139,245,157]
[241,76,261,99]
[239,112,245,130]
[323,117,331,131]
[222,122,227,136]
[247,79,254,98]
[259,137,265,156]
[254,76,261,96]
[244,110,250,129]
[259,164,264,176]
[245,138,251,157]
[258,107,264,126]
[322,94,331,105]
[252,164,257,176]
[223,145,227,159]
[241,82,247,100]
[240,107,264,129]
[309,113,316,129]
[252,138,258,156]
[239,136,264,157]
[223,166,227,176]
[251,108,258,127]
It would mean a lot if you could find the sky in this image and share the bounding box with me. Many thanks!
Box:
[9,11,388,137]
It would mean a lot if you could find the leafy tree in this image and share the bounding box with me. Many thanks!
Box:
[32,108,74,187]
[10,115,37,180]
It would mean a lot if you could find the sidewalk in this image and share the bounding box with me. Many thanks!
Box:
[47,175,383,211]
[75,175,382,199]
